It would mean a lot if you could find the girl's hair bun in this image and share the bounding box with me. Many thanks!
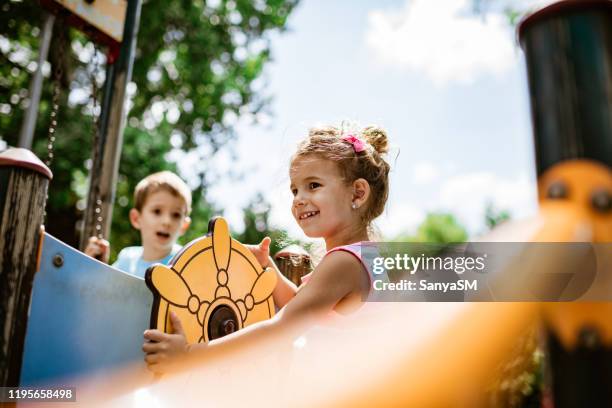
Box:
[362,126,389,155]
[292,120,391,226]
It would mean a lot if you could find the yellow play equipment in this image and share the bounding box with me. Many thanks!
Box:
[146,217,277,343]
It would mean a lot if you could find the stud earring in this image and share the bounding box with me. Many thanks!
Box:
[351,202,358,210]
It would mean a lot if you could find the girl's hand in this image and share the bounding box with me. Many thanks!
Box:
[245,236,272,269]
[142,312,191,374]
[84,236,110,263]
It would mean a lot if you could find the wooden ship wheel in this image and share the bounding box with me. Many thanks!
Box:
[145,217,277,343]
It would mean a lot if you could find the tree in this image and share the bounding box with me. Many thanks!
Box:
[470,0,532,26]
[0,0,299,257]
[484,201,511,230]
[394,212,468,244]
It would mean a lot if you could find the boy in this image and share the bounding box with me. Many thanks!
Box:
[85,171,192,278]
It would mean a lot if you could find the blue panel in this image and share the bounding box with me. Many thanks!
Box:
[20,233,152,385]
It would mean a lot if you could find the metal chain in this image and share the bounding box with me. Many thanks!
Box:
[41,18,105,240]
[45,23,64,168]
[43,20,65,225]
[89,43,104,239]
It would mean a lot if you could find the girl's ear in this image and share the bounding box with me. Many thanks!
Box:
[180,216,191,236]
[352,178,371,208]
[129,208,141,230]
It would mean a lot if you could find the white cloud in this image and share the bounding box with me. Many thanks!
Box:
[365,0,516,85]
[438,171,537,234]
[377,202,425,239]
[412,161,440,185]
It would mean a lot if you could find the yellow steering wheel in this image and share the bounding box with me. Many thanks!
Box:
[145,217,276,343]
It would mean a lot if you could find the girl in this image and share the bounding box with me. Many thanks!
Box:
[143,123,391,373]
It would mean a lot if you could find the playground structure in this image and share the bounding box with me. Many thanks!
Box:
[0,0,611,406]
[1,0,143,388]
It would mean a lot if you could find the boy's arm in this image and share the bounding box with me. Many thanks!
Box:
[84,237,110,263]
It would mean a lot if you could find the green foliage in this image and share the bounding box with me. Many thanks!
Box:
[484,201,511,230]
[394,212,468,244]
[393,204,512,244]
[0,0,298,252]
[470,0,534,27]
[504,7,523,26]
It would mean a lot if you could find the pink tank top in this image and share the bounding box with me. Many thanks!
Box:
[299,242,374,293]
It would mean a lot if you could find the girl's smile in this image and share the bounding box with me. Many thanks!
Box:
[297,210,320,220]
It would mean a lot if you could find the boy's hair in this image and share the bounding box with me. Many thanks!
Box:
[133,171,192,214]
[291,122,391,225]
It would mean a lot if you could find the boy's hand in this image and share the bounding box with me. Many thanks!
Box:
[143,312,191,374]
[245,236,271,269]
[84,236,110,263]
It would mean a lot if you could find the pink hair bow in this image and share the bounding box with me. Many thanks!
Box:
[342,134,366,153]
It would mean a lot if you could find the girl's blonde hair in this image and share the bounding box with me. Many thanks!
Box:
[291,122,391,226]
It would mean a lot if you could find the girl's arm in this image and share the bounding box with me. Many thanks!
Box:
[143,251,369,373]
[244,236,298,308]
[268,257,299,308]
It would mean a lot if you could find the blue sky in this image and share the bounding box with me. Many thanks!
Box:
[193,0,551,241]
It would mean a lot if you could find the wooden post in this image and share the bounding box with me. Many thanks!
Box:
[518,0,612,174]
[0,148,52,387]
[274,245,312,286]
[79,0,143,249]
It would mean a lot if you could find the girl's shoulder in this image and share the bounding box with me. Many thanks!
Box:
[300,242,370,286]
[302,241,376,285]
[325,241,378,264]
[325,241,379,287]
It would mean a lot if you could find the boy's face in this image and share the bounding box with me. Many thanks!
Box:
[130,189,190,258]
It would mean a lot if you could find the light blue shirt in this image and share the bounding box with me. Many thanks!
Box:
[112,245,182,279]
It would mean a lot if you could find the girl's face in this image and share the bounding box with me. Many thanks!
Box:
[289,156,357,239]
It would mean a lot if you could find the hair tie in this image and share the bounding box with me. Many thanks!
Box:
[342,134,367,153]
